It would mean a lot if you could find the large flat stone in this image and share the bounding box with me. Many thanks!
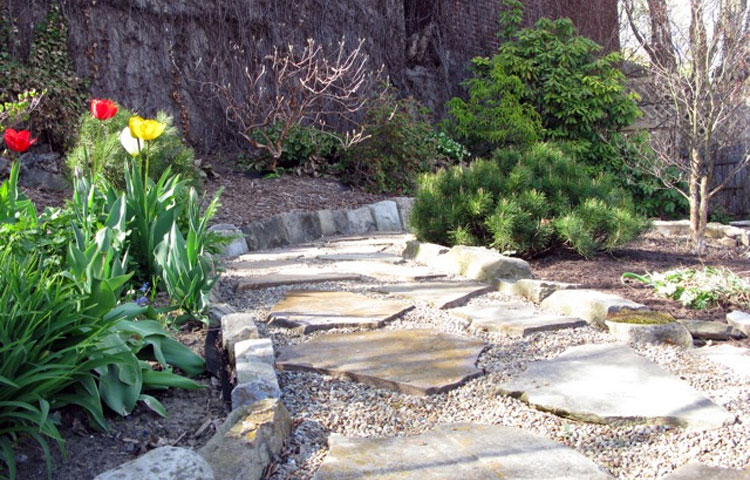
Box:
[276,329,484,395]
[440,245,533,282]
[332,261,446,282]
[679,320,746,341]
[499,343,735,430]
[605,320,693,348]
[497,278,580,303]
[345,206,376,234]
[199,398,292,480]
[316,252,404,264]
[453,304,586,337]
[313,423,613,480]
[662,462,750,479]
[377,280,493,309]
[540,289,646,325]
[402,240,450,264]
[267,291,413,333]
[95,447,214,480]
[693,344,750,378]
[236,271,361,291]
[727,311,750,336]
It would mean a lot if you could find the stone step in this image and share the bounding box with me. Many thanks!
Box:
[498,343,735,431]
[679,320,746,341]
[276,328,485,395]
[313,423,613,479]
[317,252,405,264]
[267,290,413,333]
[452,303,586,337]
[377,280,494,309]
[236,271,362,291]
[693,344,750,378]
[660,462,750,479]
[331,260,446,282]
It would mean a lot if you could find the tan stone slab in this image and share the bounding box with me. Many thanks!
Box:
[237,272,361,291]
[313,423,613,480]
[229,258,309,271]
[267,291,412,333]
[276,328,484,395]
[333,261,446,282]
[453,303,586,337]
[317,252,405,263]
[662,462,750,480]
[377,281,494,309]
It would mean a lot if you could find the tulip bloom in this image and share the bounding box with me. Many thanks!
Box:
[90,99,118,120]
[119,127,141,156]
[128,116,165,141]
[3,128,37,153]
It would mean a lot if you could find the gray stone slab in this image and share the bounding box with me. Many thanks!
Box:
[280,211,322,245]
[221,313,260,362]
[235,338,274,365]
[727,311,750,336]
[694,344,750,378]
[236,272,362,291]
[267,291,413,333]
[276,329,485,395]
[313,423,613,480]
[440,245,533,282]
[346,206,376,234]
[377,280,494,309]
[369,200,402,231]
[95,446,214,480]
[332,261,446,282]
[661,462,750,479]
[317,252,404,263]
[499,343,735,430]
[652,220,692,237]
[453,304,586,337]
[241,216,289,251]
[402,240,449,264]
[497,278,580,303]
[392,196,415,231]
[679,320,746,341]
[199,398,292,480]
[540,289,646,325]
[605,320,693,348]
[317,209,350,237]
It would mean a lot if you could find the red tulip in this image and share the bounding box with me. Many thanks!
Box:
[90,98,118,121]
[3,129,37,153]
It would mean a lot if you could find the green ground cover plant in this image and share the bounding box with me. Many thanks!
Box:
[622,267,750,310]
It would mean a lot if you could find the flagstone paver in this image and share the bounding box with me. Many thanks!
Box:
[452,303,587,337]
[498,343,735,430]
[267,291,413,333]
[377,280,494,309]
[317,252,405,263]
[313,423,613,480]
[332,260,446,282]
[276,328,485,395]
[236,271,362,291]
[661,463,750,479]
[693,344,750,378]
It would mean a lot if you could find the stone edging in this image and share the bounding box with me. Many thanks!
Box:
[652,219,750,247]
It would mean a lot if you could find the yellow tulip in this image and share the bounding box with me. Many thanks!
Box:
[128,115,166,141]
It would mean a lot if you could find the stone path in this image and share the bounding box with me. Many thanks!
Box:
[220,232,748,479]
[314,423,613,479]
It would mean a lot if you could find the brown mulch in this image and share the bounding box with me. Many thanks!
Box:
[202,155,387,227]
[529,231,750,322]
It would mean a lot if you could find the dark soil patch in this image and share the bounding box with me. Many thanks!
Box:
[529,231,750,321]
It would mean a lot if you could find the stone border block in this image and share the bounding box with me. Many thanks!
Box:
[94,446,215,480]
[403,240,449,264]
[221,313,260,362]
[280,211,322,245]
[441,245,532,282]
[235,338,274,366]
[369,200,402,231]
[392,197,415,231]
[242,216,289,251]
[605,320,693,348]
[317,209,350,236]
[346,206,377,234]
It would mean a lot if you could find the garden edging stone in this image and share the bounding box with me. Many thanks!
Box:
[605,320,693,348]
[727,311,750,336]
[540,289,647,326]
[93,446,214,480]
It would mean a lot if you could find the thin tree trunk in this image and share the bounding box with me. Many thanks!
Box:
[695,175,710,255]
[688,170,703,253]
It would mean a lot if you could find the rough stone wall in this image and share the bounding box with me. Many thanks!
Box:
[7,0,618,152]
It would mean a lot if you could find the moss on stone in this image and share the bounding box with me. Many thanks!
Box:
[607,310,675,325]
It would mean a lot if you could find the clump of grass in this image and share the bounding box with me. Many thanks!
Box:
[607,310,675,325]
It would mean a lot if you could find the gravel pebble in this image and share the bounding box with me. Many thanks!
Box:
[223,235,750,479]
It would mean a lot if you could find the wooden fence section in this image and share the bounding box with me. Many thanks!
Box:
[711,144,750,217]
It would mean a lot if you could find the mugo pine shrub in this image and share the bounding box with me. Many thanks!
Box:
[410,143,648,257]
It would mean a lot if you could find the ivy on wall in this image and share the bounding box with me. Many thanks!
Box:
[1,3,87,150]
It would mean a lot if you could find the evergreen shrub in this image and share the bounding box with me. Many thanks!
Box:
[410,142,648,257]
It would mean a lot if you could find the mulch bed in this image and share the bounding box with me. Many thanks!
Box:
[529,231,750,322]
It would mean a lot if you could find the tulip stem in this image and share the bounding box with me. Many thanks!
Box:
[144,141,151,183]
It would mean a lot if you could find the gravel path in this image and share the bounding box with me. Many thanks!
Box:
[222,234,750,479]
